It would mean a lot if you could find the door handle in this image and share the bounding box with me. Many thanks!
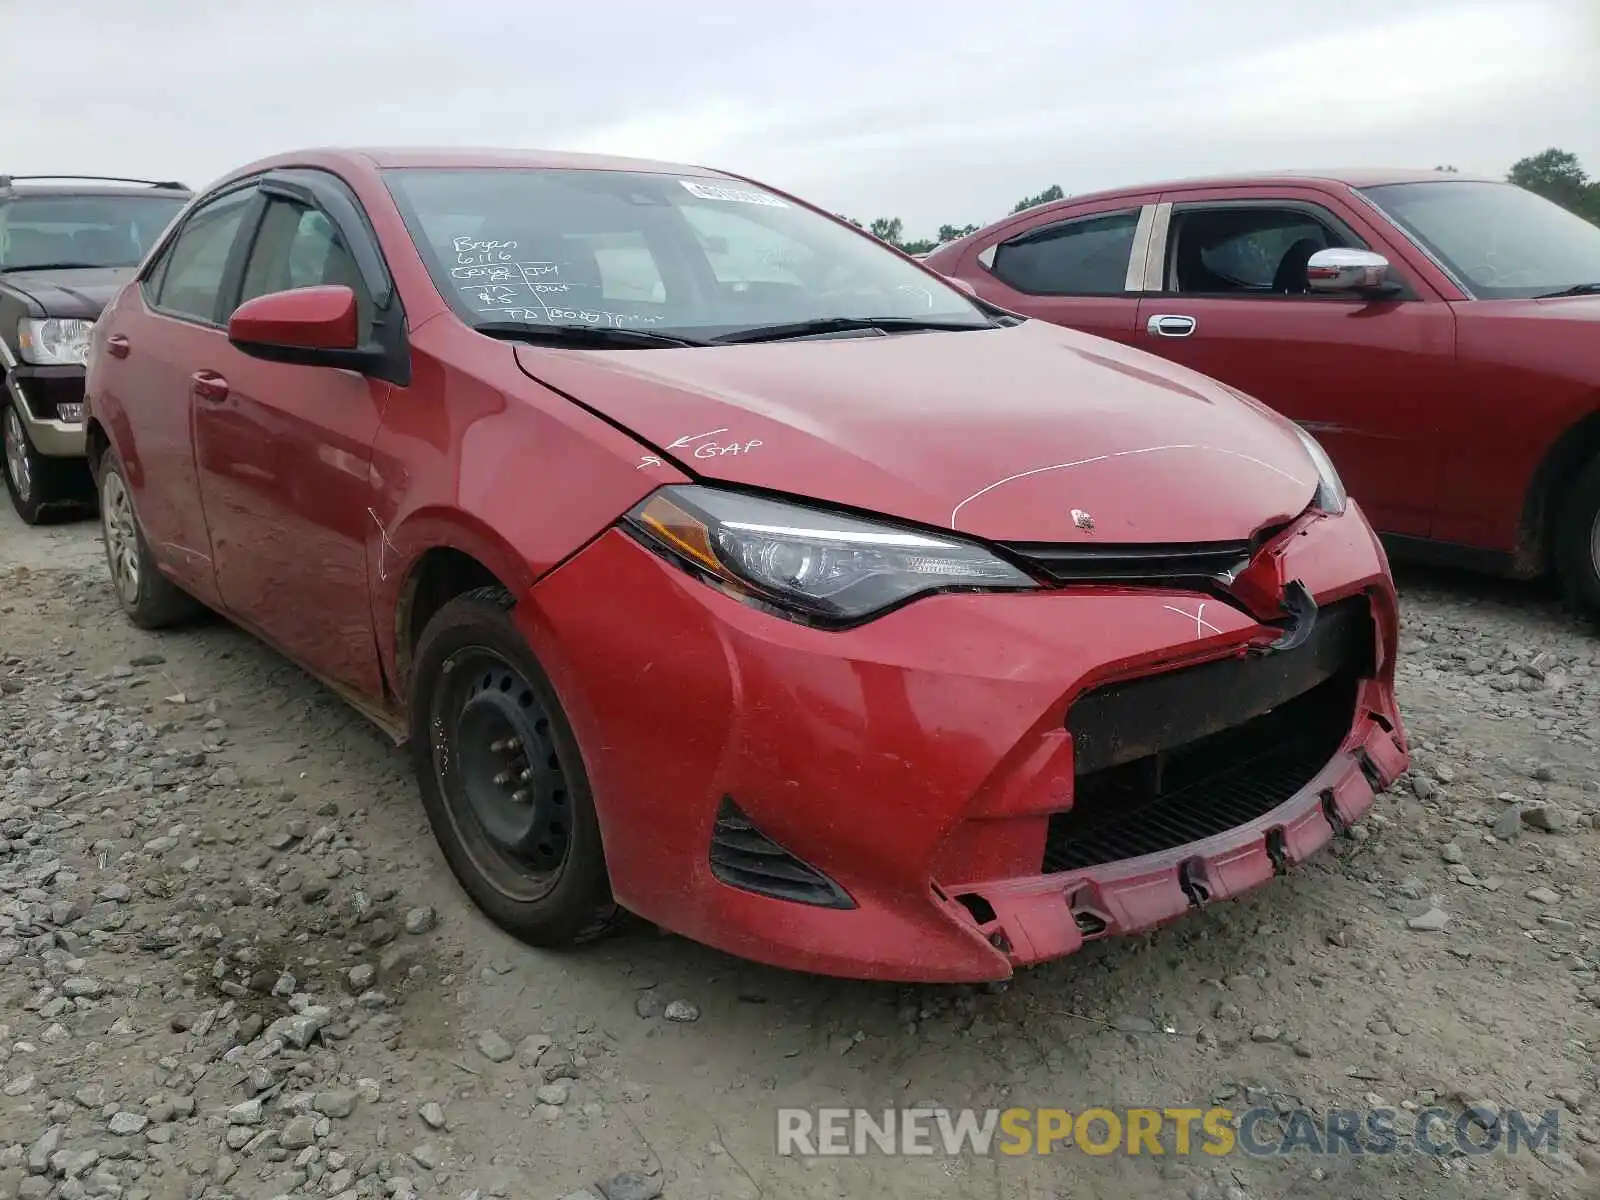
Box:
[1146,314,1197,338]
[191,371,230,403]
[106,333,130,359]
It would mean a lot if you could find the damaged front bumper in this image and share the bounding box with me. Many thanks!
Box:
[520,497,1410,982]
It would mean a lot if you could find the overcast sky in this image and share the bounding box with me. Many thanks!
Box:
[4,0,1597,235]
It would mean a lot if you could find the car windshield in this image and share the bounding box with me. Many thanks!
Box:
[0,194,188,271]
[383,167,992,340]
[1359,180,1600,300]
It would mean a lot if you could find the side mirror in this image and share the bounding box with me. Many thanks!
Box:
[227,285,373,369]
[1306,248,1391,294]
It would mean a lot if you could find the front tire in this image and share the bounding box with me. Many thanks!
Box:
[1554,455,1600,621]
[409,587,619,946]
[3,398,85,525]
[98,449,202,629]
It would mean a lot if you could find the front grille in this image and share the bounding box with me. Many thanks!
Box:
[1043,595,1374,873]
[1002,539,1255,586]
[709,797,855,909]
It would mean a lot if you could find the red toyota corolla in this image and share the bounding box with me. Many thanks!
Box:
[84,148,1409,982]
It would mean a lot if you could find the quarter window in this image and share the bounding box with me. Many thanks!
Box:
[152,188,257,323]
[989,210,1141,296]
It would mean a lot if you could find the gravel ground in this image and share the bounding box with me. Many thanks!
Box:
[3,501,1600,1200]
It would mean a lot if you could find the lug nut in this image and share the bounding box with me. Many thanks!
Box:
[494,771,514,786]
[520,768,535,783]
[491,737,521,753]
[511,789,529,804]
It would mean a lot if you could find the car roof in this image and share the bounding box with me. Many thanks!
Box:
[0,176,192,199]
[219,146,736,181]
[1049,167,1499,208]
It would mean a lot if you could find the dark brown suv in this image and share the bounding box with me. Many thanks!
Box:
[1,175,191,523]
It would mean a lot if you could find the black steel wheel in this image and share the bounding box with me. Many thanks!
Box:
[410,587,619,945]
[439,649,574,899]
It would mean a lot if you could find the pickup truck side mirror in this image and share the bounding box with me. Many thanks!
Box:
[1306,248,1393,294]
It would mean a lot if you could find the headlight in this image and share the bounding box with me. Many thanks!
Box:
[1293,426,1347,515]
[625,484,1037,625]
[17,318,94,366]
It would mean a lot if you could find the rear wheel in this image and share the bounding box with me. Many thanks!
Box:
[409,587,619,946]
[1554,455,1600,621]
[98,449,202,629]
[3,399,86,525]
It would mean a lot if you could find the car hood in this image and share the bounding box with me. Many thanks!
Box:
[512,320,1319,544]
[0,267,134,319]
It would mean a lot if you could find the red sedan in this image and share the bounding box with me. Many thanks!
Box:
[85,148,1408,982]
[924,170,1600,617]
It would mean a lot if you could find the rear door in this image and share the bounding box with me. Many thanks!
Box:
[1132,187,1458,537]
[101,184,263,607]
[942,195,1163,345]
[191,172,394,699]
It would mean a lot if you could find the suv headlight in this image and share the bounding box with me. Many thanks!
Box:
[625,484,1037,625]
[1294,426,1348,515]
[17,318,94,366]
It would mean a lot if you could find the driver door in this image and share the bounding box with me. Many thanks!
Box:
[191,185,392,698]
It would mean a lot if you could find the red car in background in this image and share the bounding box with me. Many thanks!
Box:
[925,170,1600,617]
[85,148,1408,982]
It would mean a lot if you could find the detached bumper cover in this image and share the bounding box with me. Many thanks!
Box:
[520,501,1408,982]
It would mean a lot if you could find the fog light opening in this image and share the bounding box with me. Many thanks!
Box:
[955,893,997,927]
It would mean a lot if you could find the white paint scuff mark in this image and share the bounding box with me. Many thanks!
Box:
[368,507,399,583]
[948,444,1308,529]
[1163,602,1223,639]
[667,428,728,449]
[636,454,664,471]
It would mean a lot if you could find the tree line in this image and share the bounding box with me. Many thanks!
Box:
[842,149,1600,255]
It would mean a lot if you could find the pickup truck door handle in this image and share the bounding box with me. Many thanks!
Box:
[191,371,230,403]
[1146,314,1197,338]
[106,333,131,359]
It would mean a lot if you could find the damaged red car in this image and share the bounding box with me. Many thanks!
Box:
[84,148,1409,982]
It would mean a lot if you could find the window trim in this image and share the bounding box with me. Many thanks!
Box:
[256,169,398,310]
[981,206,1150,298]
[1153,197,1420,302]
[140,182,266,329]
[234,168,410,388]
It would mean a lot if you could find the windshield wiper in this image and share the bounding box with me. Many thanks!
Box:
[1533,282,1600,298]
[711,316,994,345]
[0,261,102,274]
[472,320,708,349]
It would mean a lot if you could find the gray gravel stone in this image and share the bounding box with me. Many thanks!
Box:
[476,1029,514,1062]
[597,1171,664,1200]
[1407,907,1450,932]
[404,905,437,934]
[108,1110,148,1135]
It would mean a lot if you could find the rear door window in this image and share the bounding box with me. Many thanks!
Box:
[151,189,258,324]
[989,210,1142,295]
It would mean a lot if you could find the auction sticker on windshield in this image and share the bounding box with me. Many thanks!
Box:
[679,179,790,207]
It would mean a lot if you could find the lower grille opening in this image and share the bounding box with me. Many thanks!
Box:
[1042,668,1359,873]
[709,797,855,909]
